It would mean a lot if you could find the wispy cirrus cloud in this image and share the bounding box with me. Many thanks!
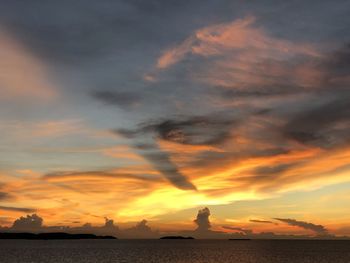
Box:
[0,28,57,100]
[274,218,328,235]
[155,16,322,91]
[249,219,275,224]
[0,206,36,213]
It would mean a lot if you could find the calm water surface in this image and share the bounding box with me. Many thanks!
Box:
[0,239,350,263]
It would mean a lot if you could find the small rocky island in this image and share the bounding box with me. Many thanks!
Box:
[160,236,194,239]
[0,232,117,240]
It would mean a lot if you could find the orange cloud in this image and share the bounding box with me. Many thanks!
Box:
[157,36,196,69]
[155,16,322,89]
[0,168,165,226]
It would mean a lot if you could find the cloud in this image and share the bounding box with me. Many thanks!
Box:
[43,170,161,182]
[113,114,239,190]
[249,219,274,224]
[253,163,298,176]
[0,29,57,99]
[0,210,341,239]
[157,35,196,69]
[92,90,140,109]
[0,192,10,200]
[123,219,159,239]
[222,226,253,235]
[142,151,197,190]
[143,116,235,146]
[194,207,211,231]
[274,218,328,235]
[0,2,349,233]
[115,123,198,191]
[283,94,350,148]
[1,213,158,239]
[128,16,346,201]
[0,206,36,213]
[155,16,321,91]
[163,209,337,239]
[326,43,350,84]
[12,214,43,232]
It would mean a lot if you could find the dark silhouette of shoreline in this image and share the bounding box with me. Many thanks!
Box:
[0,232,117,240]
[160,236,194,239]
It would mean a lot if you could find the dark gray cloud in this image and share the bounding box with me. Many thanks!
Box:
[115,117,212,190]
[0,206,36,213]
[113,114,239,191]
[92,90,140,109]
[123,219,159,238]
[0,192,10,200]
[274,218,328,235]
[254,164,297,176]
[12,214,43,232]
[283,94,350,148]
[142,151,196,190]
[117,115,237,146]
[327,43,350,77]
[143,116,235,146]
[194,207,211,232]
[0,0,237,65]
[219,86,304,99]
[188,147,291,180]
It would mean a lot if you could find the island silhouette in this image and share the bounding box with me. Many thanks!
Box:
[160,236,194,239]
[0,232,116,240]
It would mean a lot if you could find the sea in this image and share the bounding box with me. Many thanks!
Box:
[0,239,350,263]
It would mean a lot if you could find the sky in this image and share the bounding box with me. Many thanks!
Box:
[0,0,350,238]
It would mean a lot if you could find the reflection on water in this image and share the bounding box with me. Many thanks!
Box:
[1,239,350,263]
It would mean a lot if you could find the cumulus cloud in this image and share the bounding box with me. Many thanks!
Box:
[0,210,340,239]
[12,214,43,232]
[123,219,159,239]
[194,207,211,231]
[164,209,337,239]
[274,218,328,235]
[0,214,159,239]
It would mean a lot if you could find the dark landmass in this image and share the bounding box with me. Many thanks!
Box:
[229,238,251,241]
[160,236,194,239]
[0,232,117,240]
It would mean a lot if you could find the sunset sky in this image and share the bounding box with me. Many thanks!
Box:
[0,0,350,237]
